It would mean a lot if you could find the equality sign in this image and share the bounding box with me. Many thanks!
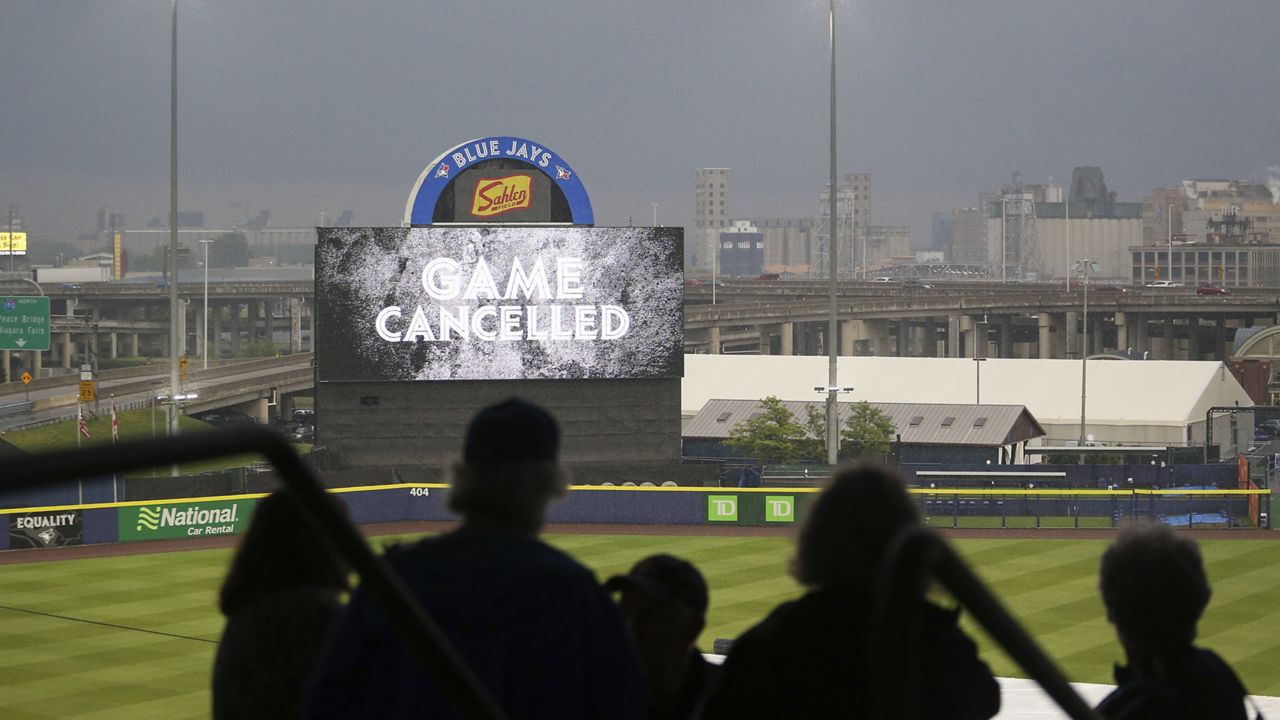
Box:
[8,510,84,548]
[316,226,683,381]
[0,296,50,351]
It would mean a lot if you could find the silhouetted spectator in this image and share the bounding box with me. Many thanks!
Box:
[1096,525,1251,719]
[606,554,717,720]
[305,398,646,719]
[213,491,349,720]
[702,464,1000,720]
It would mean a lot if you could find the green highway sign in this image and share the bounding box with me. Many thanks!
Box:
[0,297,50,351]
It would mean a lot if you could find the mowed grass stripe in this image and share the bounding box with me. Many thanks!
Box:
[0,533,1278,718]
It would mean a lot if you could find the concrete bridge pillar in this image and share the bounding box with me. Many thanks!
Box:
[968,318,990,359]
[32,348,42,377]
[129,332,139,357]
[231,303,243,355]
[175,302,188,359]
[289,298,303,354]
[923,318,938,357]
[996,318,1013,358]
[213,306,224,359]
[247,303,261,343]
[1160,315,1174,360]
[896,320,911,357]
[1091,315,1105,355]
[947,316,961,358]
[840,320,855,356]
[193,302,206,358]
[780,322,794,356]
[109,332,118,359]
[1064,312,1079,359]
[62,332,73,369]
[2,350,9,384]
[1133,314,1148,357]
[1115,312,1129,354]
[707,326,721,354]
[1038,314,1053,359]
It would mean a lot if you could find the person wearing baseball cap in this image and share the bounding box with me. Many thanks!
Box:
[607,554,717,720]
[307,399,646,720]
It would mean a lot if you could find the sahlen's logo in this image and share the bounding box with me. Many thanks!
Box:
[136,506,162,531]
[471,175,532,217]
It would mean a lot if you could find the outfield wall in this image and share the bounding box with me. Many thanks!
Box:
[0,484,1269,552]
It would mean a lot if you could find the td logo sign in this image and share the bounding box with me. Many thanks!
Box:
[765,495,795,523]
[707,495,738,522]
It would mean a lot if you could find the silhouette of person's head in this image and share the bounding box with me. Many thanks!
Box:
[219,491,349,616]
[606,554,709,681]
[1100,525,1210,657]
[791,464,919,589]
[447,398,566,535]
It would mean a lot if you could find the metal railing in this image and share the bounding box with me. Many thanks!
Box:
[869,525,1100,720]
[0,427,505,720]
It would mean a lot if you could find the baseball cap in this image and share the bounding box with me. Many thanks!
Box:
[463,398,560,466]
[605,554,709,617]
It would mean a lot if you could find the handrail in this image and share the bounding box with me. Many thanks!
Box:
[0,427,506,720]
[870,525,1101,720]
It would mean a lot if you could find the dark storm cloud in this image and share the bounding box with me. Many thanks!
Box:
[2,1,1277,239]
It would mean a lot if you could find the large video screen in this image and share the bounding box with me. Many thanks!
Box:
[317,226,683,381]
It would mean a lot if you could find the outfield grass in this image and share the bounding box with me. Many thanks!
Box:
[0,534,1278,718]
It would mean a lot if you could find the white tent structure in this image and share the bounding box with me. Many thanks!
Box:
[682,355,1253,447]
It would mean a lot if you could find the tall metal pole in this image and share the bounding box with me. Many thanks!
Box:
[1000,199,1007,283]
[202,239,210,370]
[1167,203,1174,284]
[825,0,839,466]
[168,0,181,473]
[1063,198,1070,292]
[1078,261,1089,447]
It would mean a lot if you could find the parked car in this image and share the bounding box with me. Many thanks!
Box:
[1145,280,1183,288]
[1196,284,1231,296]
[903,279,934,289]
[869,276,894,283]
[1257,419,1280,436]
[192,410,257,428]
[292,409,315,426]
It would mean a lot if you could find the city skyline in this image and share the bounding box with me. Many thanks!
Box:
[2,1,1277,244]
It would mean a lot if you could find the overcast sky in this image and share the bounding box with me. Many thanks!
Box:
[2,1,1277,245]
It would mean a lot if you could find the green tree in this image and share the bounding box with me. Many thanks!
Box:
[725,396,808,464]
[842,401,896,460]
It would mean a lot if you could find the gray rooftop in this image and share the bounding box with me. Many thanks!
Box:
[685,399,1044,448]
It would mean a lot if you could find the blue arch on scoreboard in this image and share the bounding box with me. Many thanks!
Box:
[403,136,593,226]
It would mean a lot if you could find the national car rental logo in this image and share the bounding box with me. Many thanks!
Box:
[471,175,532,218]
[136,506,162,531]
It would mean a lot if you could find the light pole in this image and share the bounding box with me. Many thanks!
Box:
[1000,198,1007,283]
[166,0,180,451]
[824,0,839,465]
[1075,258,1099,447]
[1167,203,1174,285]
[973,357,987,404]
[1063,198,1070,292]
[651,203,658,227]
[200,238,213,369]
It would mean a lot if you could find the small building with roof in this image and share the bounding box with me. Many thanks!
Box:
[684,398,1045,465]
[682,355,1253,451]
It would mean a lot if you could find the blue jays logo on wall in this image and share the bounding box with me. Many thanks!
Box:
[404,136,594,226]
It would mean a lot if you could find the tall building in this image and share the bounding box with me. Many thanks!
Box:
[814,173,870,276]
[694,168,730,270]
[718,221,765,277]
